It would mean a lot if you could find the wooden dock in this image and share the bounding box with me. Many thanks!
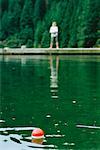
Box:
[0,48,100,55]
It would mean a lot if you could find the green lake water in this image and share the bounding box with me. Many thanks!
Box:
[0,55,100,150]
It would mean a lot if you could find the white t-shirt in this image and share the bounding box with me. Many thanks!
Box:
[50,26,58,37]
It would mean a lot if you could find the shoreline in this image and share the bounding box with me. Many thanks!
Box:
[0,48,100,55]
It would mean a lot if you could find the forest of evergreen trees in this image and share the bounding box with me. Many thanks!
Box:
[0,0,99,48]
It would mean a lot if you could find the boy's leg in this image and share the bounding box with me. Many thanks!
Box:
[50,43,53,48]
[50,37,54,48]
[56,36,59,48]
[56,42,59,49]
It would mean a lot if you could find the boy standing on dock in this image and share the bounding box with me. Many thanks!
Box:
[49,22,59,49]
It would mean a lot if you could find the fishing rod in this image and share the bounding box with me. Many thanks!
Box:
[76,124,100,129]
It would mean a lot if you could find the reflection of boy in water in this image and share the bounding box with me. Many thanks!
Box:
[49,22,59,49]
[50,56,59,98]
[50,56,59,88]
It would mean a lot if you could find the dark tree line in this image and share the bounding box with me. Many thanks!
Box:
[0,0,99,48]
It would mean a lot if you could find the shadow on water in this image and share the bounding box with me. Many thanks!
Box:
[0,55,100,149]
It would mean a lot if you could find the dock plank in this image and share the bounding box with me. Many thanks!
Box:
[0,48,100,55]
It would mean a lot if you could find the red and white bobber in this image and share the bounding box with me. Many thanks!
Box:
[31,128,45,144]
